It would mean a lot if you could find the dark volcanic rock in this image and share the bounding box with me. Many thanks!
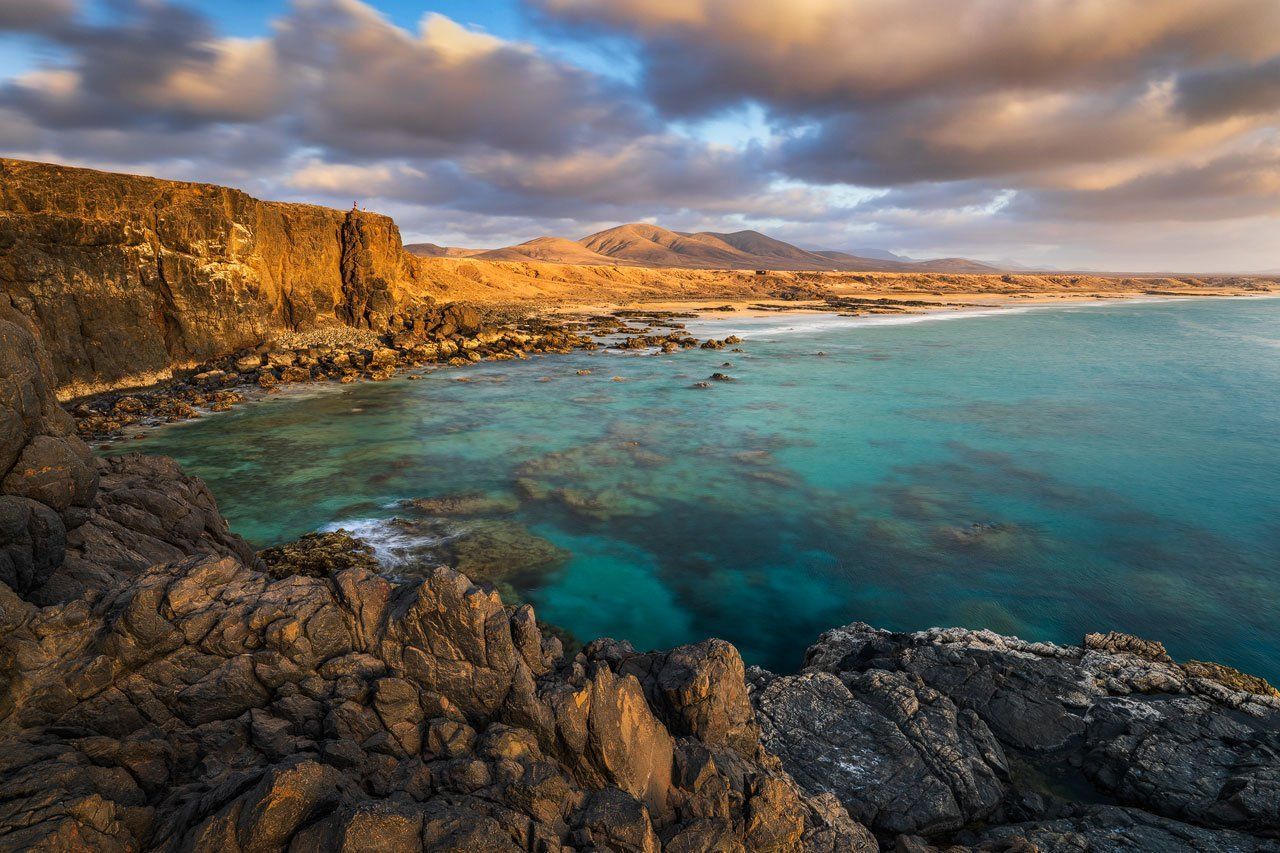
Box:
[747,668,1008,836]
[259,529,380,579]
[1083,695,1280,835]
[0,557,868,851]
[972,805,1279,852]
[788,622,1280,846]
[0,300,99,592]
[35,453,255,605]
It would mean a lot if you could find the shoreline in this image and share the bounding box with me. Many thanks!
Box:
[86,289,1278,448]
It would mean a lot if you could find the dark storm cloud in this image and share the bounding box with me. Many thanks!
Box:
[1177,57,1280,122]
[0,0,77,32]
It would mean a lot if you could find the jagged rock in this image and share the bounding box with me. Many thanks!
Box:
[31,453,254,605]
[1,434,97,515]
[1083,695,1280,835]
[589,638,763,758]
[748,668,1007,836]
[1084,630,1172,662]
[0,496,65,594]
[0,555,862,851]
[971,805,1280,852]
[259,529,380,579]
[1183,660,1280,699]
[798,622,1280,845]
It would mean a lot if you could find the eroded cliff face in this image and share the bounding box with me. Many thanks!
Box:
[0,158,419,398]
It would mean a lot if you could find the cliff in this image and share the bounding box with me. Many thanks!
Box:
[0,158,421,399]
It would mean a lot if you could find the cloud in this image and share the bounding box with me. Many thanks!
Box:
[276,1,650,157]
[533,0,1280,266]
[1,1,289,129]
[1177,57,1280,122]
[0,0,77,32]
[1,0,1278,270]
[1009,142,1280,223]
[535,0,1280,113]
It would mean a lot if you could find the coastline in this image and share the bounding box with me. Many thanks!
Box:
[84,288,1279,448]
[2,159,1280,850]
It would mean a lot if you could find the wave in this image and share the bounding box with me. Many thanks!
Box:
[322,516,454,568]
[689,296,1187,339]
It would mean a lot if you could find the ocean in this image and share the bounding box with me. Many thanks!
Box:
[124,297,1280,679]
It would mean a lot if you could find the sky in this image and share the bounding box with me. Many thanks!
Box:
[1,0,1278,271]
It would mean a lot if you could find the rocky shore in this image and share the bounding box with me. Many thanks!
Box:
[70,307,741,442]
[4,160,1280,851]
[5,286,1280,852]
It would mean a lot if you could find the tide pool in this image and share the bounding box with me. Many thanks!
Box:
[123,297,1280,679]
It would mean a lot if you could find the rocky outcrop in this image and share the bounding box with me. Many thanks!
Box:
[747,669,1007,837]
[0,300,98,595]
[754,622,1280,849]
[1,158,423,398]
[0,555,874,851]
[38,453,255,606]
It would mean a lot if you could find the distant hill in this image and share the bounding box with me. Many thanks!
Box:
[413,223,1003,273]
[844,247,912,263]
[404,242,483,258]
[473,236,622,265]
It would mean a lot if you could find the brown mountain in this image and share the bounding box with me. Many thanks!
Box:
[577,223,752,267]
[472,236,623,265]
[428,222,1001,273]
[404,242,483,258]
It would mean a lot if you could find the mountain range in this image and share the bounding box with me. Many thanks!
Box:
[408,223,1001,273]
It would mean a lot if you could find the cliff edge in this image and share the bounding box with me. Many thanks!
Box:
[0,158,421,398]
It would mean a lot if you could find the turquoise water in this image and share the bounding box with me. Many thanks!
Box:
[123,298,1280,679]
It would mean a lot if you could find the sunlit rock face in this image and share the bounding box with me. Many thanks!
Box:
[0,158,419,398]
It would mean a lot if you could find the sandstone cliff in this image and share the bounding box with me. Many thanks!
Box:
[1,158,421,398]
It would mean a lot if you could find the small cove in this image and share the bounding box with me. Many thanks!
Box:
[122,297,1280,679]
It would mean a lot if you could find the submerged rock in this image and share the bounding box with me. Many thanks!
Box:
[445,518,569,582]
[404,492,521,516]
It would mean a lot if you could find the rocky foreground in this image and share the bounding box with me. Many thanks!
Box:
[4,278,1280,852]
